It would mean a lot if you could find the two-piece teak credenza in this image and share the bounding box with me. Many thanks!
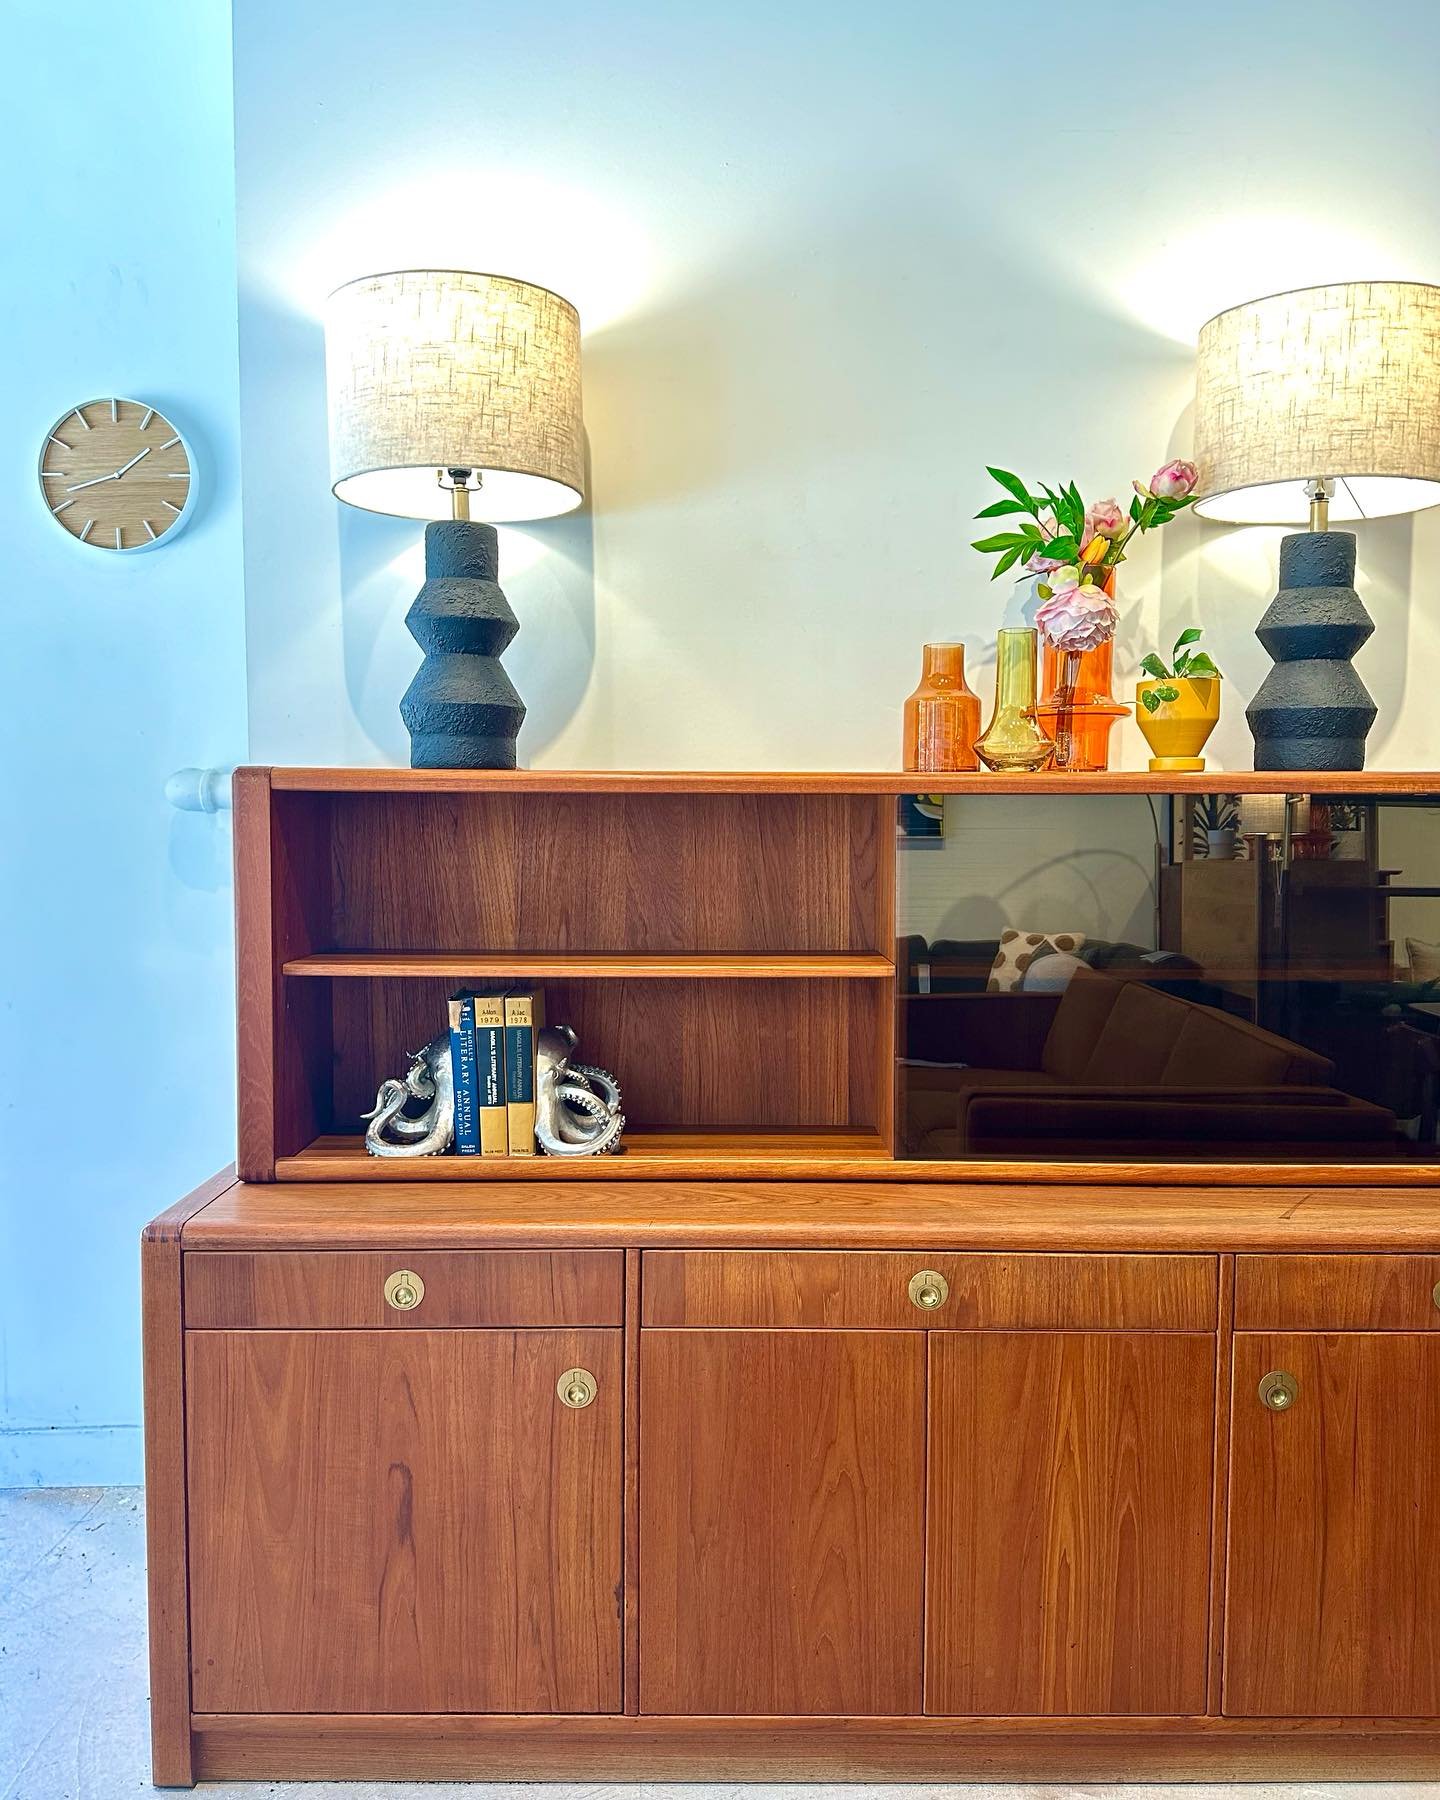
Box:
[144,768,1440,1784]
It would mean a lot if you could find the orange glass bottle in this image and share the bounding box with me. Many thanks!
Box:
[903,642,981,772]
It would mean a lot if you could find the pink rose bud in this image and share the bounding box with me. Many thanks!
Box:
[1150,459,1198,500]
[1085,498,1126,538]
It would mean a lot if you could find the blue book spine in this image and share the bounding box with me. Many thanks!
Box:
[448,994,480,1155]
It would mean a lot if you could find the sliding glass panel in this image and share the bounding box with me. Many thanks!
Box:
[896,791,1440,1165]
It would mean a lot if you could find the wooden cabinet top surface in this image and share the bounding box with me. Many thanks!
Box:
[264,767,1440,796]
[172,1172,1440,1252]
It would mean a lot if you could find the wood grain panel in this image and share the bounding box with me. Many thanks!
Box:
[284,950,893,978]
[640,1329,924,1715]
[141,1167,236,1786]
[926,1332,1214,1715]
[269,765,1440,796]
[1226,1332,1440,1717]
[327,791,880,954]
[622,1250,641,1716]
[642,1251,1216,1330]
[1236,1255,1440,1330]
[275,1134,1440,1187]
[1207,1253,1236,1717]
[184,1249,622,1328]
[234,773,334,1179]
[186,1328,622,1714]
[328,976,881,1133]
[182,1177,1440,1252]
[189,1711,1440,1783]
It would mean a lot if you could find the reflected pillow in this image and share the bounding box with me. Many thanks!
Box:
[1021,949,1087,994]
[1408,937,1440,983]
[986,928,1088,992]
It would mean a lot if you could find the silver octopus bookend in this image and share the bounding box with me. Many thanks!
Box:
[535,1025,624,1156]
[362,1033,455,1157]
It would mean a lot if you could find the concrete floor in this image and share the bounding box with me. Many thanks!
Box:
[3,1489,1438,1800]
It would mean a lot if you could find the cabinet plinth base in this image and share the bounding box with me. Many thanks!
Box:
[189,1715,1440,1785]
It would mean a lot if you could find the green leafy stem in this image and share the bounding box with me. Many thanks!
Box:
[971,466,1196,582]
[1139,629,1221,713]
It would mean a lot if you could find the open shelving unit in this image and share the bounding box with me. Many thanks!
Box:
[236,767,901,1181]
[236,766,1440,1184]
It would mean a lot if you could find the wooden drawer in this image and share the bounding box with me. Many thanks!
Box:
[1236,1254,1440,1330]
[641,1250,1215,1330]
[184,1250,623,1328]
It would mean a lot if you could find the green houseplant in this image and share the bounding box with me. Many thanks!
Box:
[1136,629,1222,771]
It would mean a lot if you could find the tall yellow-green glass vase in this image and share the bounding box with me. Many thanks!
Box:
[975,628,1055,772]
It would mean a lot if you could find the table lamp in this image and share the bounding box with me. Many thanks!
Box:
[325,269,584,768]
[1192,280,1440,770]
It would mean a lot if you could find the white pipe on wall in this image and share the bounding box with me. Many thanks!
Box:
[164,766,233,813]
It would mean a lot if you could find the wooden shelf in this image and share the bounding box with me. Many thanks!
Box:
[269,767,1440,796]
[277,1127,892,1181]
[282,952,895,980]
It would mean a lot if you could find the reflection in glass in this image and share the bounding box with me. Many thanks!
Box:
[897,791,1440,1165]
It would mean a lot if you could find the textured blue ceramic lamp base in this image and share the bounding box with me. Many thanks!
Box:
[1246,531,1377,771]
[399,521,525,769]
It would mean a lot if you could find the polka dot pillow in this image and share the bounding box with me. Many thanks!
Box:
[985,928,1088,992]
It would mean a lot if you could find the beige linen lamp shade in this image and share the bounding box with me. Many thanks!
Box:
[1192,280,1440,524]
[325,269,584,523]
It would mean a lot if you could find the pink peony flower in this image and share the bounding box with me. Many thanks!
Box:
[1085,497,1126,538]
[1035,577,1119,654]
[1151,459,1198,501]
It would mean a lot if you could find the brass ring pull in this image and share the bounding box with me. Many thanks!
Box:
[384,1269,425,1312]
[1259,1370,1298,1412]
[557,1367,597,1409]
[907,1269,950,1312]
[1432,1279,1440,1312]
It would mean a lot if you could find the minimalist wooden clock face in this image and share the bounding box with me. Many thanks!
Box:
[38,398,195,551]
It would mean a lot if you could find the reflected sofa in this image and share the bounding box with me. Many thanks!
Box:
[904,965,1396,1158]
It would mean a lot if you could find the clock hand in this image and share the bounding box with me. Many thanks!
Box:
[65,446,155,493]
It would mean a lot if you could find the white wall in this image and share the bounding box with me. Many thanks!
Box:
[232,0,1440,776]
[0,2,247,1482]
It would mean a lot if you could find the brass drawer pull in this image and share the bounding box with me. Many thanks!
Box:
[908,1269,950,1312]
[557,1367,597,1409]
[1259,1370,1298,1412]
[1433,1279,1440,1312]
[384,1269,425,1312]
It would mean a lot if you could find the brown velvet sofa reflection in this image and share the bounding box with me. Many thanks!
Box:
[903,966,1396,1158]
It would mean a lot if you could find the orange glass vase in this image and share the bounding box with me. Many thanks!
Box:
[1037,570,1129,772]
[903,642,981,771]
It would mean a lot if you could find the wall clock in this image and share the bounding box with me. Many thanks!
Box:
[38,398,196,552]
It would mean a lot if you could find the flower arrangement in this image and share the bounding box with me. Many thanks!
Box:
[970,459,1200,767]
[971,459,1201,613]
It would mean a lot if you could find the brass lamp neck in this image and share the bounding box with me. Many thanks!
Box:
[440,466,482,522]
[1305,477,1333,533]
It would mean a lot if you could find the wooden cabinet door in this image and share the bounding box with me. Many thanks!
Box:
[927,1333,1214,1715]
[187,1328,621,1713]
[1227,1333,1440,1717]
[639,1329,925,1715]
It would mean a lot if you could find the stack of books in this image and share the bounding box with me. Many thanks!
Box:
[447,988,545,1156]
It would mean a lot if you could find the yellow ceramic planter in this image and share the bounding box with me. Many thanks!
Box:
[1135,675,1221,771]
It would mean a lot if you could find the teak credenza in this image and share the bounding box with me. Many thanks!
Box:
[144,769,1440,1784]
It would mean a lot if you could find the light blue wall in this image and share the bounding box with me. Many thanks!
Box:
[0,0,247,1484]
[232,0,1440,775]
